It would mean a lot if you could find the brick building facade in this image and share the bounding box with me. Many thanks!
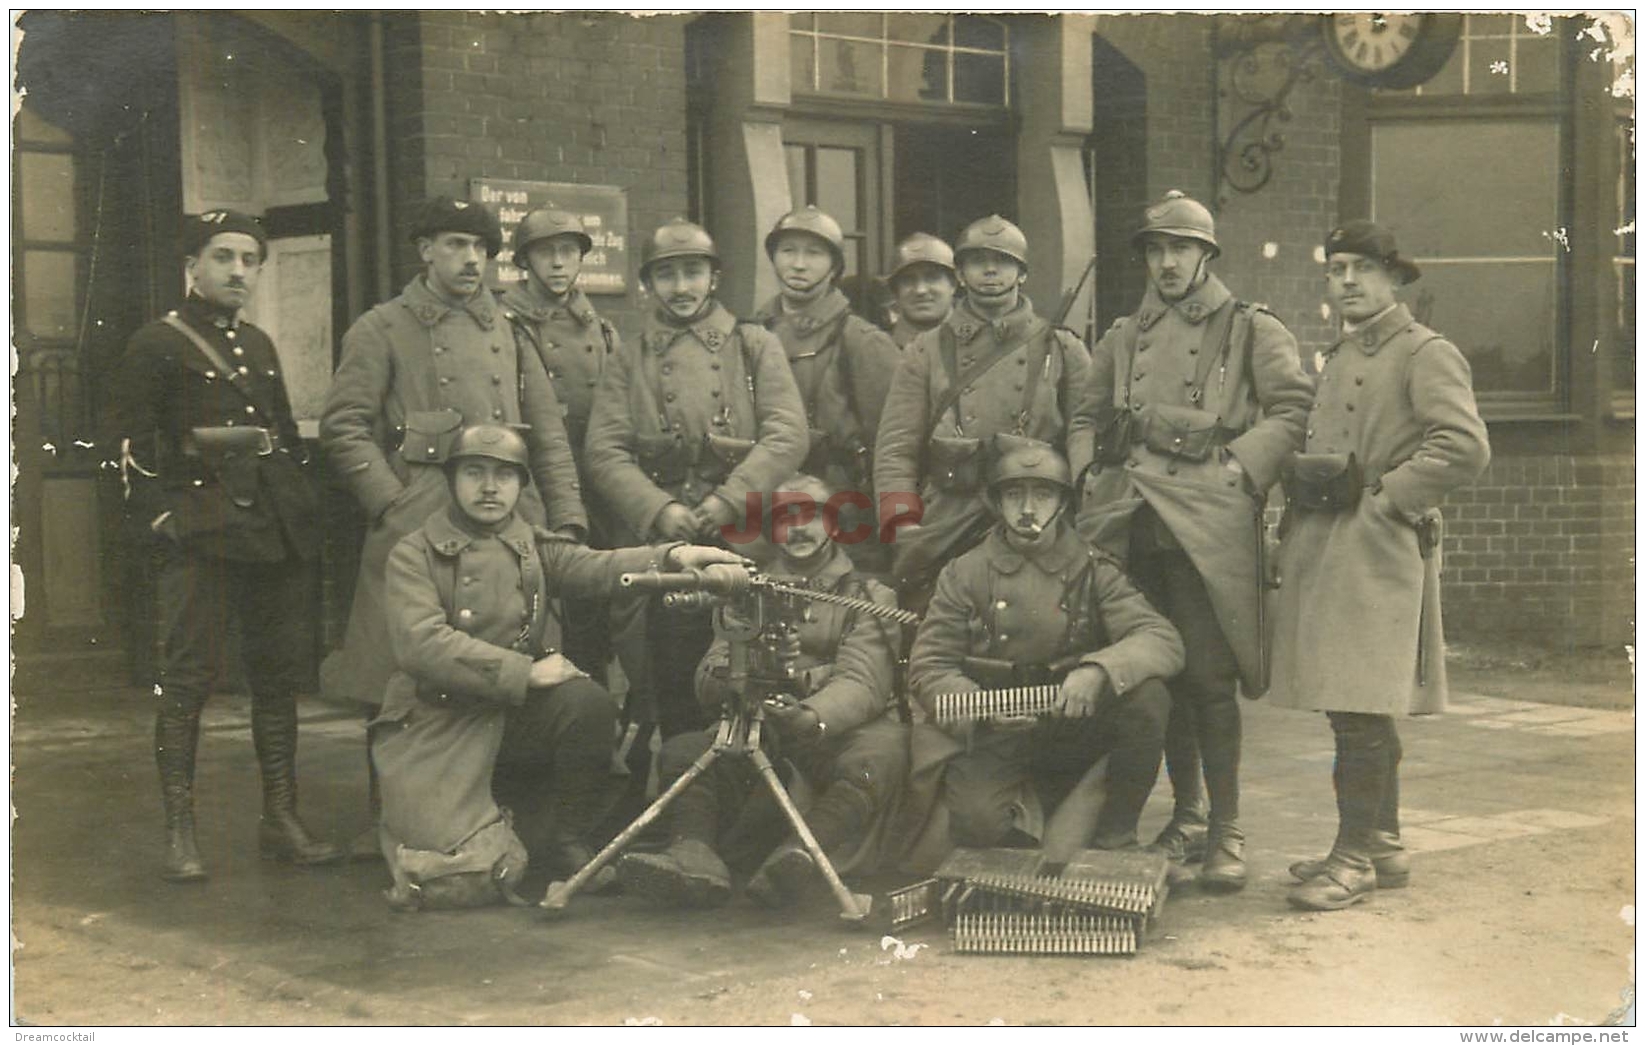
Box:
[10,11,1633,689]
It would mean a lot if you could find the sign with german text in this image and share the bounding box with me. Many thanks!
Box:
[468,178,628,295]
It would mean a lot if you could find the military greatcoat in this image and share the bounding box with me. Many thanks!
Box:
[1069,274,1312,693]
[1266,304,1489,716]
[319,275,587,707]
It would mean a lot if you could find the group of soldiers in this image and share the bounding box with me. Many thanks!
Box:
[112,186,1489,918]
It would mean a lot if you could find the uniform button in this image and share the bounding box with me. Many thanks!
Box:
[962,356,974,366]
[232,346,245,357]
[225,419,236,426]
[492,344,502,354]
[236,365,249,375]
[193,479,205,487]
[964,386,974,395]
[1136,341,1149,352]
[1167,464,1178,475]
[662,364,673,375]
[998,634,1008,643]
[427,445,437,455]
[710,361,721,371]
[587,378,597,387]
[710,389,721,397]
[1355,376,1365,386]
[492,374,502,385]
[433,346,445,354]
[1320,374,1328,383]
[1127,459,1138,468]
[225,329,236,339]
[266,369,276,377]
[463,576,477,586]
[1013,383,1024,392]
[458,608,474,622]
[1188,347,1199,356]
[1307,428,1315,438]
[492,409,503,419]
[1132,403,1145,413]
[548,369,560,379]
[1133,369,1146,380]
[1183,376,1194,386]
[439,376,451,386]
[666,392,677,402]
[995,600,1008,609]
[245,405,255,414]
[1346,403,1355,412]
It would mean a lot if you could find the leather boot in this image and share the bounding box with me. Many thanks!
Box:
[1199,822,1247,892]
[746,780,873,908]
[1158,694,1207,857]
[618,838,732,908]
[251,697,344,866]
[156,709,207,883]
[1290,834,1410,889]
[1287,850,1376,910]
[1290,713,1391,910]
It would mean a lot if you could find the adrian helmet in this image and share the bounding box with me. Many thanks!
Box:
[987,433,1072,496]
[512,207,593,269]
[887,232,956,286]
[1131,190,1219,258]
[639,218,719,280]
[765,205,847,274]
[445,424,531,484]
[954,214,1029,270]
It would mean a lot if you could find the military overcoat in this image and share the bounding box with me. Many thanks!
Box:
[1069,274,1312,693]
[1266,304,1489,716]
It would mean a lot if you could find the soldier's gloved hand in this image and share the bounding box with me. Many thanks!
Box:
[763,693,823,745]
[668,544,754,574]
[653,502,701,543]
[528,653,590,689]
[1055,665,1109,719]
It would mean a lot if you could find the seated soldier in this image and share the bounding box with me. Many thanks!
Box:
[907,435,1184,854]
[373,424,749,910]
[616,472,905,908]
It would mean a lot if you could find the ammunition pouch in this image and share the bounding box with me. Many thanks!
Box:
[927,435,984,493]
[802,429,869,479]
[702,432,756,484]
[1091,409,1136,466]
[1139,404,1224,463]
[398,409,465,467]
[1282,452,1363,512]
[185,426,272,509]
[384,817,529,911]
[637,432,689,487]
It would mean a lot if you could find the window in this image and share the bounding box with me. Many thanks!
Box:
[789,13,1010,108]
[1367,16,1576,412]
[784,140,869,278]
[1612,117,1635,403]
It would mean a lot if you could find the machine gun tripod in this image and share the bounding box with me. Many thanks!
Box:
[540,566,921,924]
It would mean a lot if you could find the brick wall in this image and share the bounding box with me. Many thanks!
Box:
[1440,454,1635,650]
[383,11,690,338]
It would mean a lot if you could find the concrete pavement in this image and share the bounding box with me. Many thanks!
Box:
[10,676,1636,1026]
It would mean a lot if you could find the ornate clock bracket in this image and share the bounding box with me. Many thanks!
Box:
[1214,14,1329,201]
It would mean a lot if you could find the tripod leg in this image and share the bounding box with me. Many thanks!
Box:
[747,747,872,924]
[541,743,724,916]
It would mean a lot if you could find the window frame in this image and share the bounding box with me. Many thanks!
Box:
[788,12,1013,114]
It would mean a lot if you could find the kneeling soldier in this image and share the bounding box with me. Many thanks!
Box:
[374,424,749,909]
[616,472,905,908]
[909,436,1183,853]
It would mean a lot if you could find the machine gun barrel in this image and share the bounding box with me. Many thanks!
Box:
[622,570,922,626]
[618,570,706,591]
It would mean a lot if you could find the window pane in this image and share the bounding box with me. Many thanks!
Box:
[784,145,808,207]
[1515,36,1560,94]
[790,34,816,94]
[842,236,863,280]
[1469,14,1514,37]
[954,16,1005,51]
[23,250,79,339]
[19,153,76,242]
[788,13,814,32]
[16,105,72,145]
[817,12,881,39]
[1416,261,1556,394]
[1373,120,1559,257]
[815,147,860,231]
[1419,43,1466,95]
[954,52,1006,105]
[1471,37,1512,94]
[888,44,946,103]
[887,13,948,47]
[816,39,883,98]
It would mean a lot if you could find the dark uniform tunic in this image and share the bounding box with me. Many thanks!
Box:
[109,293,320,713]
[873,295,1090,606]
[899,524,1183,864]
[320,276,586,708]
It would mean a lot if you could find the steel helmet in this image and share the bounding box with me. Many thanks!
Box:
[639,218,719,280]
[765,205,846,274]
[887,232,956,285]
[987,433,1071,497]
[445,424,532,484]
[1131,190,1220,258]
[512,207,593,269]
[954,214,1029,270]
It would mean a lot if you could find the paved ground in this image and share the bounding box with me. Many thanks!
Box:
[10,663,1636,1027]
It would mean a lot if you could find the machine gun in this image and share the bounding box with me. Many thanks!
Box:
[540,566,919,924]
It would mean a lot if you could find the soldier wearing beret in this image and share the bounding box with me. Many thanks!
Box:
[108,209,342,881]
[885,232,958,350]
[584,218,807,744]
[873,215,1092,614]
[1273,221,1490,911]
[753,206,901,575]
[498,207,622,684]
[1069,191,1314,892]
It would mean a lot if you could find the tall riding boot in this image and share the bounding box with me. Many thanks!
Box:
[1197,697,1246,892]
[1371,725,1410,887]
[251,696,344,865]
[156,707,207,882]
[1289,713,1385,910]
[746,780,875,908]
[1148,696,1208,860]
[617,777,730,908]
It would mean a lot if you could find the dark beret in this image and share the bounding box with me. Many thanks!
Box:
[1325,219,1421,284]
[410,196,503,258]
[184,209,268,260]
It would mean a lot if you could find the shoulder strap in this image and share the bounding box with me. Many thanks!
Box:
[1184,300,1241,408]
[506,313,545,419]
[161,314,278,421]
[1013,320,1055,434]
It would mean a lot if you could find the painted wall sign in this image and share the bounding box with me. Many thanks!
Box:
[468,177,629,295]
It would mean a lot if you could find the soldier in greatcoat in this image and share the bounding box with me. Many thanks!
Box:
[584,218,808,744]
[498,207,621,682]
[375,424,749,908]
[873,215,1091,614]
[109,209,342,881]
[902,437,1182,863]
[1069,191,1313,891]
[753,206,900,574]
[1271,221,1490,911]
[885,233,958,349]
